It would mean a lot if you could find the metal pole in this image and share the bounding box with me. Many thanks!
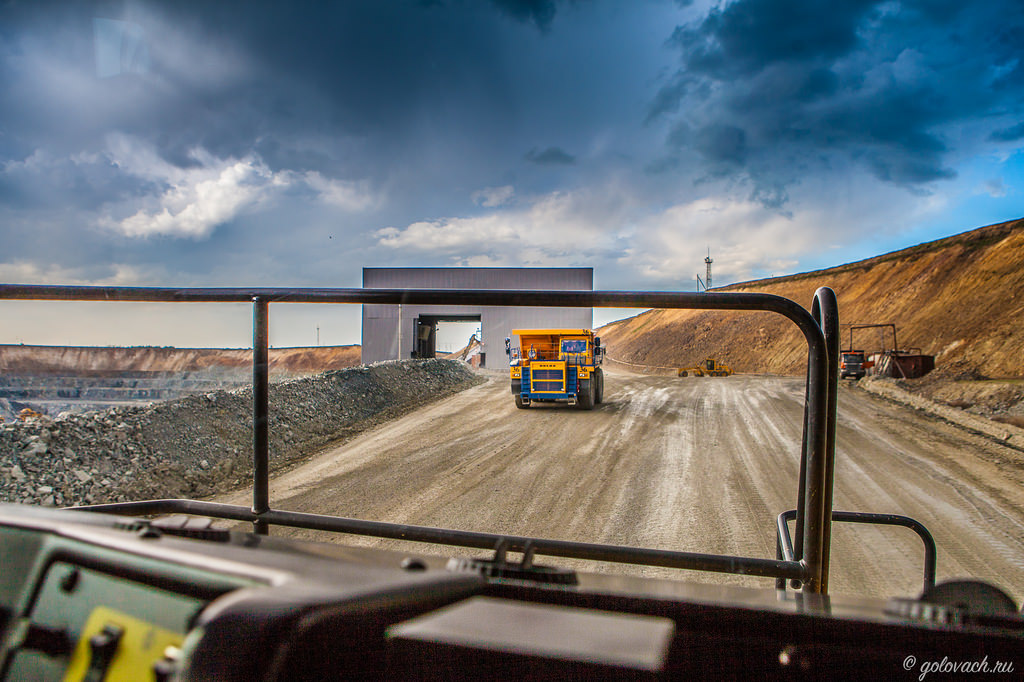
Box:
[252,297,270,535]
[794,358,811,569]
[793,289,834,593]
[812,287,839,593]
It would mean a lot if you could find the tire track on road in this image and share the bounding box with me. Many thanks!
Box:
[214,370,1024,601]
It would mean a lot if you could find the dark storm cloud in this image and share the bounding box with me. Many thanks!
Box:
[419,0,560,30]
[669,0,873,79]
[488,0,559,30]
[1,1,567,184]
[148,0,573,167]
[0,152,151,211]
[160,3,514,172]
[990,123,1024,143]
[651,0,1024,198]
[1,0,587,273]
[693,124,746,166]
[525,146,576,165]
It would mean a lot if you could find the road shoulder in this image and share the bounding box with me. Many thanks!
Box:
[856,377,1024,451]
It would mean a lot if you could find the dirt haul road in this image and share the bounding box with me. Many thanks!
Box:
[217,370,1024,602]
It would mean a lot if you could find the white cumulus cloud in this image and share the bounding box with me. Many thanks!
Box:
[301,171,377,211]
[0,261,168,286]
[115,157,274,238]
[100,135,376,239]
[376,189,629,263]
[619,198,826,284]
[373,185,914,288]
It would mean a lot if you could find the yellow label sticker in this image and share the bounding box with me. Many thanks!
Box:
[63,606,182,682]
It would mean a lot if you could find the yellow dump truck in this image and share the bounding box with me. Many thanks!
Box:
[505,329,604,409]
[678,358,733,377]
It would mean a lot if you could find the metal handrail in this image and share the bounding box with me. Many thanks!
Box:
[74,498,805,580]
[777,509,937,594]
[2,283,837,593]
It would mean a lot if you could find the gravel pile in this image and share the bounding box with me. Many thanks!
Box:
[0,359,482,507]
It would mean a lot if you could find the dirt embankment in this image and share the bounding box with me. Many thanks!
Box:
[600,218,1024,377]
[0,359,482,507]
[0,344,361,375]
[599,218,1024,421]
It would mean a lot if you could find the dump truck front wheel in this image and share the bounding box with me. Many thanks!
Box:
[514,394,529,409]
[594,368,604,404]
[577,379,595,410]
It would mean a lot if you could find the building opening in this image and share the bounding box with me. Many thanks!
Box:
[412,315,482,363]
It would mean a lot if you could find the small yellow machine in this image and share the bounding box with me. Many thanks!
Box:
[678,358,733,377]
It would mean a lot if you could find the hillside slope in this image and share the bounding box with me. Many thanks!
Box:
[599,218,1024,378]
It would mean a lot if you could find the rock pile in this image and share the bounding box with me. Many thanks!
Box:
[0,359,482,507]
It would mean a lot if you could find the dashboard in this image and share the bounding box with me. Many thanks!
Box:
[0,504,1020,680]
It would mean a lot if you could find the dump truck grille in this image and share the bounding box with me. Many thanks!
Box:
[532,369,564,392]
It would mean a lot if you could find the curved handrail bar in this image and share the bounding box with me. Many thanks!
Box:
[778,509,937,594]
[0,284,829,323]
[3,283,831,592]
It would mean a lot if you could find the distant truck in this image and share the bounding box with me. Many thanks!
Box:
[506,329,604,410]
[678,358,733,377]
[840,350,872,379]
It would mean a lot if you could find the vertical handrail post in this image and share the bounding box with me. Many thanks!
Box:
[252,296,270,535]
[793,356,811,576]
[776,535,787,591]
[793,288,835,593]
[811,287,840,593]
[799,349,826,592]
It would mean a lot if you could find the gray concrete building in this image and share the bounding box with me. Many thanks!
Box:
[361,268,593,367]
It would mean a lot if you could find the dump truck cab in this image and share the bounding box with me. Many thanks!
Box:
[506,329,604,410]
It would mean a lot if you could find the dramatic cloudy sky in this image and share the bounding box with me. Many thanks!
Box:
[2,0,1022,347]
